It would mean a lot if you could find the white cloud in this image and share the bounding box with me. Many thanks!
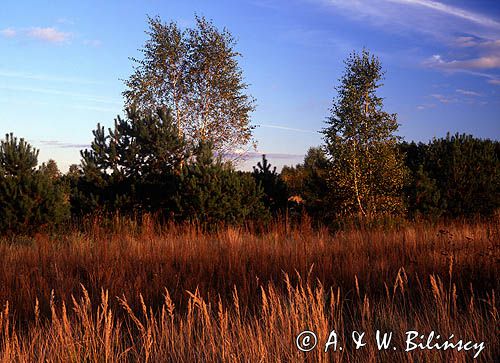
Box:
[426,53,500,70]
[386,0,500,29]
[456,89,482,97]
[257,124,317,134]
[449,37,500,75]
[430,93,456,104]
[83,39,102,47]
[454,36,479,48]
[416,103,436,110]
[0,28,16,38]
[227,151,305,160]
[39,140,90,149]
[27,27,71,43]
[422,34,500,86]
[427,88,490,106]
[0,69,102,85]
[323,0,500,39]
[322,0,500,84]
[56,18,75,25]
[0,85,121,105]
[452,36,500,49]
[1,26,72,43]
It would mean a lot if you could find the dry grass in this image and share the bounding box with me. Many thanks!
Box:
[0,217,498,362]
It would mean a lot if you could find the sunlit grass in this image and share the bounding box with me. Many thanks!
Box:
[0,218,498,361]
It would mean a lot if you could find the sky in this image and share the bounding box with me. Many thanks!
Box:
[0,0,499,172]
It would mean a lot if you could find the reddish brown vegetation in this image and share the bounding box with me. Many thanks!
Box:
[0,218,498,361]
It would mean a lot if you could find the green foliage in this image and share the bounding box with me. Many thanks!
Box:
[124,15,256,158]
[74,109,186,215]
[402,134,500,218]
[281,147,332,221]
[252,155,288,214]
[301,148,332,219]
[40,159,61,180]
[0,134,69,234]
[323,49,407,217]
[410,165,443,219]
[175,143,269,226]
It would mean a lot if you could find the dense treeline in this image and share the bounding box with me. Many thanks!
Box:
[283,134,500,224]
[1,17,498,235]
[1,130,498,235]
[402,133,500,219]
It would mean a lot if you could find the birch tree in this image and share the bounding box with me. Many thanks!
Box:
[123,16,255,158]
[322,49,406,217]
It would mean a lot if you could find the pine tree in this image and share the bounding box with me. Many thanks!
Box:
[411,165,442,219]
[0,134,69,234]
[76,108,186,214]
[175,143,269,226]
[40,159,61,180]
[252,155,288,214]
[323,49,406,217]
[402,134,499,217]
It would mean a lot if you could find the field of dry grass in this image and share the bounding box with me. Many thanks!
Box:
[0,217,498,362]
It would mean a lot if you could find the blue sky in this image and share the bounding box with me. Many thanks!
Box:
[1,0,499,171]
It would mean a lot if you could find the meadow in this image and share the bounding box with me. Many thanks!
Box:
[0,217,498,362]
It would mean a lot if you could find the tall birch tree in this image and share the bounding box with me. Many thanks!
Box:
[123,16,255,158]
[322,49,406,217]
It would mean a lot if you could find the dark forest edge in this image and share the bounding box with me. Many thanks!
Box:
[0,129,499,237]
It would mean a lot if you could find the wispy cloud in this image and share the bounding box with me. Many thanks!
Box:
[321,0,500,84]
[427,88,488,106]
[430,93,456,104]
[322,0,500,36]
[424,33,500,77]
[227,151,305,160]
[386,0,500,29]
[0,97,118,114]
[257,124,317,134]
[453,36,500,49]
[27,27,71,43]
[0,85,121,105]
[83,39,102,47]
[70,104,118,113]
[1,26,71,43]
[56,18,75,26]
[425,52,500,71]
[39,140,90,149]
[0,69,102,85]
[456,89,482,97]
[416,103,436,110]
[0,28,16,38]
[249,0,283,10]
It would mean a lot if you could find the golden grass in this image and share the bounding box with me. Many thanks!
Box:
[0,218,498,362]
